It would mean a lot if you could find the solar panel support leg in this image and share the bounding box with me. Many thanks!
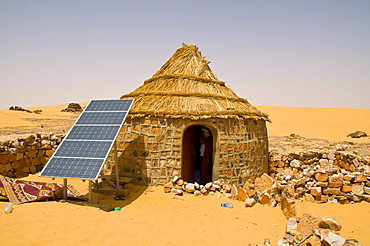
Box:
[63,179,67,200]
[114,141,120,189]
[88,180,93,204]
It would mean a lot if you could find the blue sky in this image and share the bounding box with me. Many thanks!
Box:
[1,1,369,109]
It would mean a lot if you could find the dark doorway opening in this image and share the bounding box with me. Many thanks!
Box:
[182,125,213,184]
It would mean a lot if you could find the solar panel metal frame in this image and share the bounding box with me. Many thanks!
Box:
[39,99,134,180]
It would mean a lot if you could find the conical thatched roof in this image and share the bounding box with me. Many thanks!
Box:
[121,44,269,121]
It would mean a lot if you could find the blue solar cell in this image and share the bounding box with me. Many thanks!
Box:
[76,112,127,125]
[85,99,133,112]
[67,125,120,140]
[54,140,112,159]
[40,157,104,180]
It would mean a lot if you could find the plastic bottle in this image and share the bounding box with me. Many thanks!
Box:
[4,203,13,214]
[220,203,234,208]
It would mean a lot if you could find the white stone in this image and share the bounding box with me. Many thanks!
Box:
[204,182,212,189]
[185,183,195,193]
[319,159,329,166]
[245,198,257,207]
[194,190,201,196]
[290,159,301,168]
[286,217,298,234]
[276,239,289,246]
[303,168,315,177]
[314,229,346,246]
[170,189,183,195]
[172,176,179,183]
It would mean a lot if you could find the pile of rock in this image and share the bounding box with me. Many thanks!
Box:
[164,176,246,198]
[9,106,42,114]
[268,149,370,204]
[277,213,363,245]
[61,103,83,113]
[0,133,64,178]
[165,163,369,206]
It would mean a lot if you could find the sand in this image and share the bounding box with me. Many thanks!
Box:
[0,103,369,245]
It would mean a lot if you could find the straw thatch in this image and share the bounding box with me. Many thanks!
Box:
[121,43,270,121]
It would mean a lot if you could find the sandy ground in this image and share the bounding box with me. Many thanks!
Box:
[0,103,370,245]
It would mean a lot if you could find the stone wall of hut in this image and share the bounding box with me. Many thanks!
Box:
[113,116,269,186]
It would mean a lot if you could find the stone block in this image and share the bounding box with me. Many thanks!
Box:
[245,198,257,207]
[18,158,27,167]
[26,151,37,158]
[319,216,342,231]
[286,217,298,234]
[296,213,322,239]
[314,229,345,246]
[16,152,24,160]
[354,175,367,183]
[8,154,16,162]
[323,188,341,195]
[281,197,296,219]
[237,188,248,201]
[328,174,343,188]
[39,156,48,164]
[4,163,11,172]
[254,173,274,193]
[363,187,370,195]
[32,157,41,166]
[338,196,349,204]
[304,193,315,203]
[310,187,322,197]
[46,149,55,157]
[315,172,329,182]
[11,161,19,169]
[317,181,328,187]
[185,183,195,193]
[341,185,352,193]
[260,192,271,205]
[290,159,301,168]
[352,184,364,196]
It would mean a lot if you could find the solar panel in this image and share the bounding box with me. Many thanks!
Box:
[39,99,134,180]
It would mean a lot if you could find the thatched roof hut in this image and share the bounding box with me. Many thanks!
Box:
[121,43,269,121]
[116,44,270,186]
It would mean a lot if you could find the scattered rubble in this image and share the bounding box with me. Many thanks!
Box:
[277,212,363,246]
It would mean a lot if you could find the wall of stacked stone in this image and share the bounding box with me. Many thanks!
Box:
[217,118,268,185]
[267,150,370,203]
[115,116,269,186]
[0,134,64,178]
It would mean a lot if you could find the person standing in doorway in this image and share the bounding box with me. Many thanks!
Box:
[199,128,213,184]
